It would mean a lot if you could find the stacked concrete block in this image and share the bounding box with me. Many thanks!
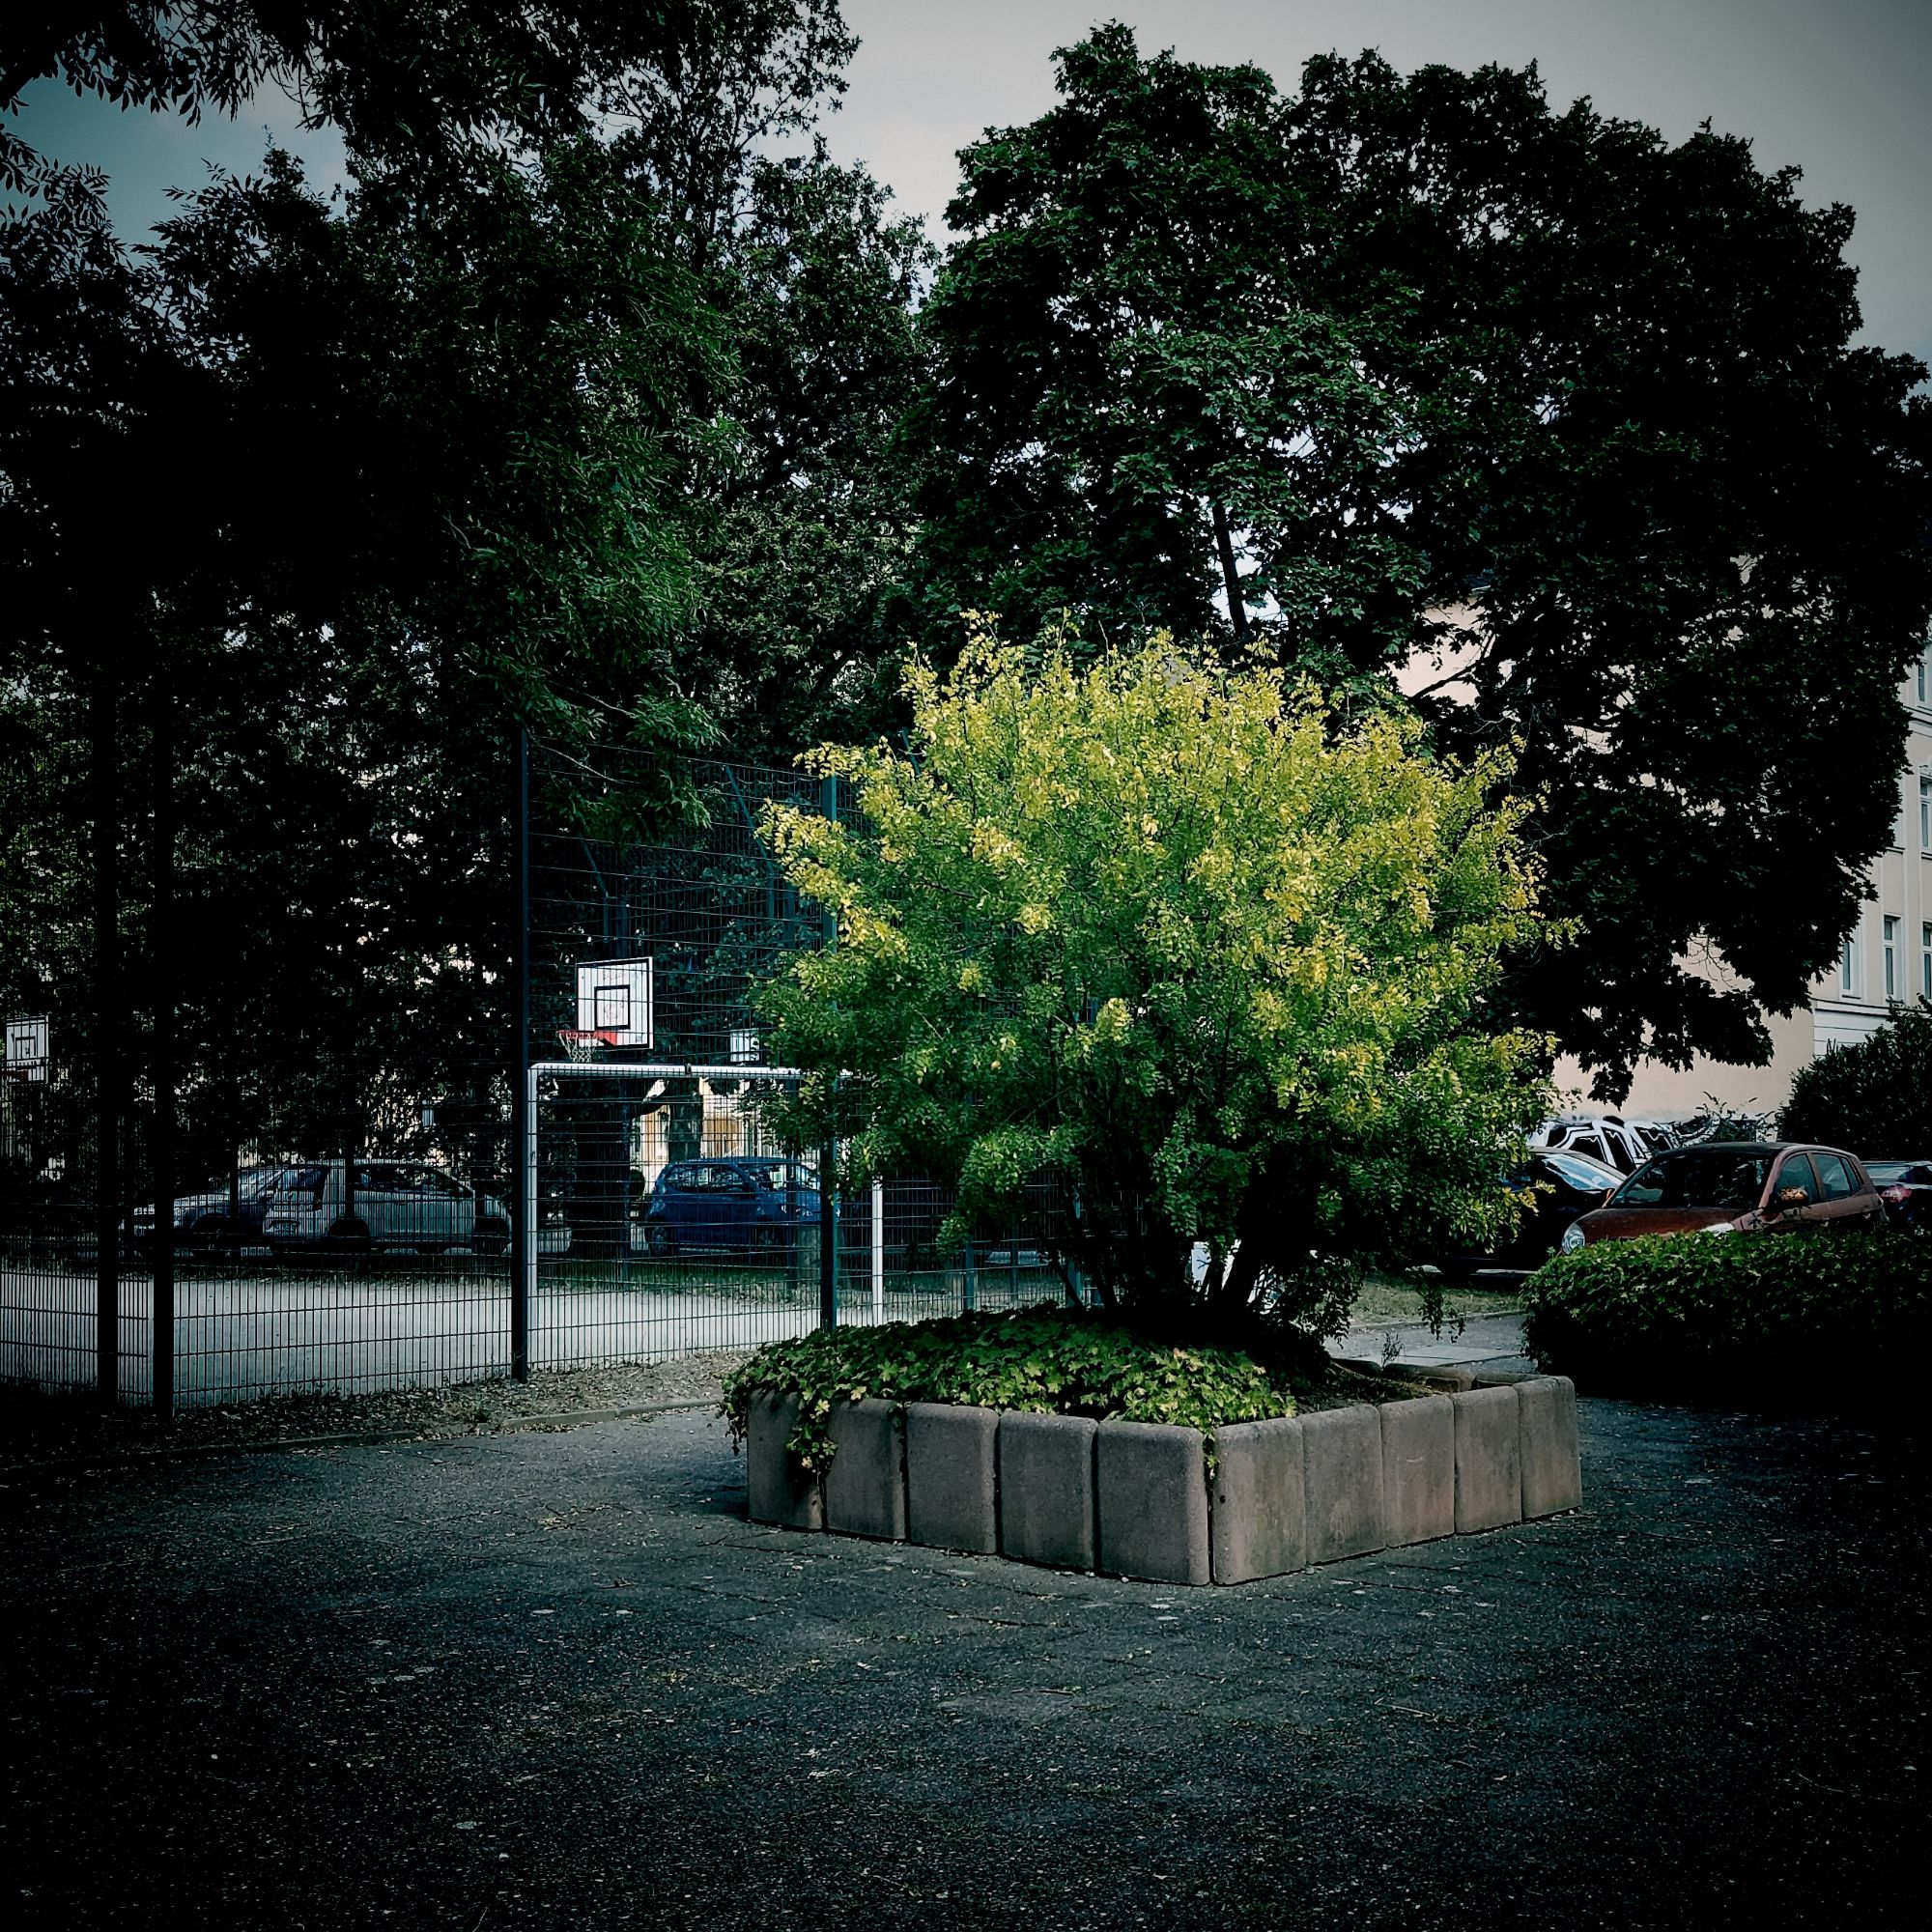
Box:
[1301,1405,1385,1563]
[1518,1375,1583,1519]
[1096,1420,1211,1584]
[904,1402,1000,1553]
[745,1376,1582,1581]
[1379,1395,1455,1547]
[997,1411,1097,1570]
[746,1391,823,1530]
[821,1398,906,1541]
[1452,1385,1523,1533]
[1209,1416,1305,1584]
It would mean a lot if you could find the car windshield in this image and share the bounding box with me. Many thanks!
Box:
[1614,1151,1774,1211]
[1544,1152,1616,1190]
[739,1161,816,1190]
[1865,1160,1931,1184]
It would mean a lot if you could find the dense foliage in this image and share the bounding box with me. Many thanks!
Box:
[1523,1232,1932,1387]
[720,1305,1292,1469]
[755,636,1552,1327]
[914,25,1932,1099]
[1778,1002,1932,1157]
[1,4,920,1179]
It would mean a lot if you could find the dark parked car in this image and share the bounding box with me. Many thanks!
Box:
[1561,1143,1883,1252]
[1437,1149,1622,1275]
[128,1163,292,1252]
[641,1157,820,1254]
[1866,1159,1932,1233]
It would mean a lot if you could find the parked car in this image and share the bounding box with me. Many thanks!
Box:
[1560,1143,1884,1251]
[264,1160,510,1255]
[127,1163,292,1251]
[1865,1159,1932,1233]
[641,1157,820,1254]
[1529,1113,1654,1176]
[1437,1149,1623,1275]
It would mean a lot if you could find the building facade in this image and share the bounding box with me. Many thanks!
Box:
[1591,641,1932,1123]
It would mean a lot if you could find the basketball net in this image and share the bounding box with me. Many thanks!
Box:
[557,1028,620,1065]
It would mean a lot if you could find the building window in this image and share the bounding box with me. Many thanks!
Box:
[1920,647,1930,707]
[1921,774,1932,852]
[1923,923,1932,1001]
[1885,916,1900,1000]
[1840,928,1861,996]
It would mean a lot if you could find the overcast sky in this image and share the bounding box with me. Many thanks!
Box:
[15,0,1930,366]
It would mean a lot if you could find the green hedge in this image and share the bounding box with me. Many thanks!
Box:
[1523,1232,1932,1389]
[721,1306,1293,1469]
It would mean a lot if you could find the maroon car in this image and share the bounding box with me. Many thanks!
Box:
[1560,1142,1884,1252]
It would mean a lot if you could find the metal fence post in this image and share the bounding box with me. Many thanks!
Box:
[92,664,120,1405]
[510,725,531,1381]
[816,772,838,1332]
[150,687,175,1419]
[818,1136,837,1329]
[870,1176,884,1321]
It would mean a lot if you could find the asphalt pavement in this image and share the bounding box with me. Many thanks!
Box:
[4,1387,1925,1929]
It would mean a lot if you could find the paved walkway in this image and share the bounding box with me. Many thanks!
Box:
[2,1392,1922,1928]
[1330,1308,1538,1378]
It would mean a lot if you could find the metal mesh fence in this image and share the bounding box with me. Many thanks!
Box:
[2,736,1076,1413]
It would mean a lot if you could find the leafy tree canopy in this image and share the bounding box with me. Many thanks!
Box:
[913,24,1932,1099]
[0,3,889,1174]
[755,634,1553,1339]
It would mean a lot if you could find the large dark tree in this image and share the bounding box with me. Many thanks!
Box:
[914,25,1932,1098]
[0,4,885,1185]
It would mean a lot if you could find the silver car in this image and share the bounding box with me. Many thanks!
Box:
[264,1160,510,1256]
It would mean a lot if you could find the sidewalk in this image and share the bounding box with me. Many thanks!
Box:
[1328,1306,1538,1380]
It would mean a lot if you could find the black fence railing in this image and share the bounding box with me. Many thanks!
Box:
[0,741,1079,1412]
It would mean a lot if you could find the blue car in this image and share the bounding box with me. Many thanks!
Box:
[642,1158,821,1254]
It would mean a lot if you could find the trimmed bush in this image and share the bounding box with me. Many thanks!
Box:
[721,1306,1293,1469]
[1779,1001,1932,1154]
[1523,1232,1932,1389]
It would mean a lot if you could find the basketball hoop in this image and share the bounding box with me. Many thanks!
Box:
[557,1027,621,1065]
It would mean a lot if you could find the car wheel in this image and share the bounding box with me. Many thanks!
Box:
[646,1223,675,1257]
[473,1217,509,1258]
[187,1215,235,1253]
[326,1216,371,1256]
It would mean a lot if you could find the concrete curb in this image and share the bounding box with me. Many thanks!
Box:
[743,1379,1583,1584]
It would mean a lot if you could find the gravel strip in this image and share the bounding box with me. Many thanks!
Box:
[0,1350,748,1471]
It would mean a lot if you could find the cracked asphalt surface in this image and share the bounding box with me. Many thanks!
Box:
[4,1396,1925,1929]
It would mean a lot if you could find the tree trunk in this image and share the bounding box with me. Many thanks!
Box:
[1210,497,1250,644]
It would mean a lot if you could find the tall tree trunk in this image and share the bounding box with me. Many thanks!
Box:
[1210,497,1250,645]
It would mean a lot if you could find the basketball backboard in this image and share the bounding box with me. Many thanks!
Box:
[5,1015,48,1083]
[575,958,653,1048]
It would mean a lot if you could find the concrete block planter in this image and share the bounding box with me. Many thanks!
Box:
[1302,1404,1386,1564]
[998,1411,1098,1570]
[1519,1375,1583,1519]
[822,1399,906,1541]
[1209,1416,1305,1584]
[746,1391,822,1531]
[1380,1394,1455,1548]
[745,1376,1581,1585]
[904,1402,999,1553]
[1096,1420,1211,1585]
[1453,1385,1523,1534]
